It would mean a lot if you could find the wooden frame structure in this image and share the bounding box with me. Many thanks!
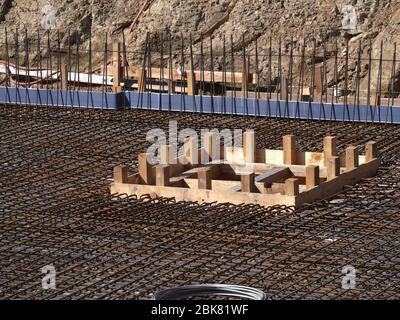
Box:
[111,134,381,208]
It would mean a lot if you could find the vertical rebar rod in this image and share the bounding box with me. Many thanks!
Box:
[46,30,50,91]
[268,36,272,100]
[374,40,383,122]
[230,34,236,114]
[159,32,164,110]
[56,30,63,106]
[139,32,149,109]
[222,34,227,114]
[277,37,282,117]
[366,40,372,122]
[76,32,80,94]
[210,35,215,113]
[200,35,205,113]
[14,29,20,104]
[319,36,327,119]
[24,28,31,107]
[331,39,338,120]
[323,35,328,102]
[5,28,10,88]
[353,41,362,122]
[189,33,196,112]
[87,29,93,108]
[49,30,54,105]
[295,39,305,119]
[308,37,316,119]
[343,39,350,121]
[242,34,248,115]
[122,31,128,92]
[147,33,152,110]
[180,32,185,111]
[46,30,52,106]
[37,30,43,91]
[67,30,72,92]
[24,29,29,89]
[72,31,80,107]
[288,37,294,102]
[255,37,260,116]
[168,31,173,111]
[386,43,397,124]
[101,32,108,109]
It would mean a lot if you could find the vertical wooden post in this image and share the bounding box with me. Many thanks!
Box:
[306,165,320,190]
[198,167,212,190]
[137,67,146,92]
[61,64,68,90]
[241,57,249,95]
[114,166,129,183]
[113,42,122,93]
[283,135,296,165]
[327,156,340,181]
[138,153,154,185]
[160,144,172,165]
[155,165,170,187]
[285,178,299,196]
[184,137,198,165]
[187,71,198,96]
[241,173,257,193]
[202,132,219,164]
[243,131,256,164]
[280,75,288,100]
[365,141,378,162]
[168,71,175,94]
[345,146,359,171]
[314,65,322,96]
[324,136,337,166]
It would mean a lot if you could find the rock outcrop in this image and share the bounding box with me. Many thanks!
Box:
[0,0,398,94]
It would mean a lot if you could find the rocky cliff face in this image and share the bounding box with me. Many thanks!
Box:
[0,0,399,93]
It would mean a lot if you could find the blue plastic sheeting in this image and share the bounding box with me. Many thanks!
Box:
[1,86,399,124]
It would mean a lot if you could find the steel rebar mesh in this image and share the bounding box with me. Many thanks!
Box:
[0,104,399,300]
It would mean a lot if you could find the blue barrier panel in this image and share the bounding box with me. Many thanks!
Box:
[1,86,400,124]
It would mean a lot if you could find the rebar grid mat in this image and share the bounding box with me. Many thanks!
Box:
[0,104,399,300]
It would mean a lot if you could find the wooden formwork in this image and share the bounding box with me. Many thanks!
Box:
[111,133,380,208]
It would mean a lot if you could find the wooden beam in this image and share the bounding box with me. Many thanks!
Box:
[241,56,249,95]
[280,75,288,100]
[201,132,220,164]
[243,131,256,164]
[241,173,257,193]
[138,153,155,185]
[187,71,198,96]
[345,146,359,171]
[365,141,378,162]
[297,158,380,206]
[129,67,255,85]
[113,42,122,93]
[198,167,213,190]
[61,64,68,90]
[114,166,129,183]
[160,144,173,165]
[327,156,340,181]
[155,165,170,187]
[323,136,337,166]
[256,167,293,184]
[306,165,320,190]
[285,178,300,196]
[314,65,323,95]
[137,67,146,93]
[283,135,296,165]
[184,137,198,165]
